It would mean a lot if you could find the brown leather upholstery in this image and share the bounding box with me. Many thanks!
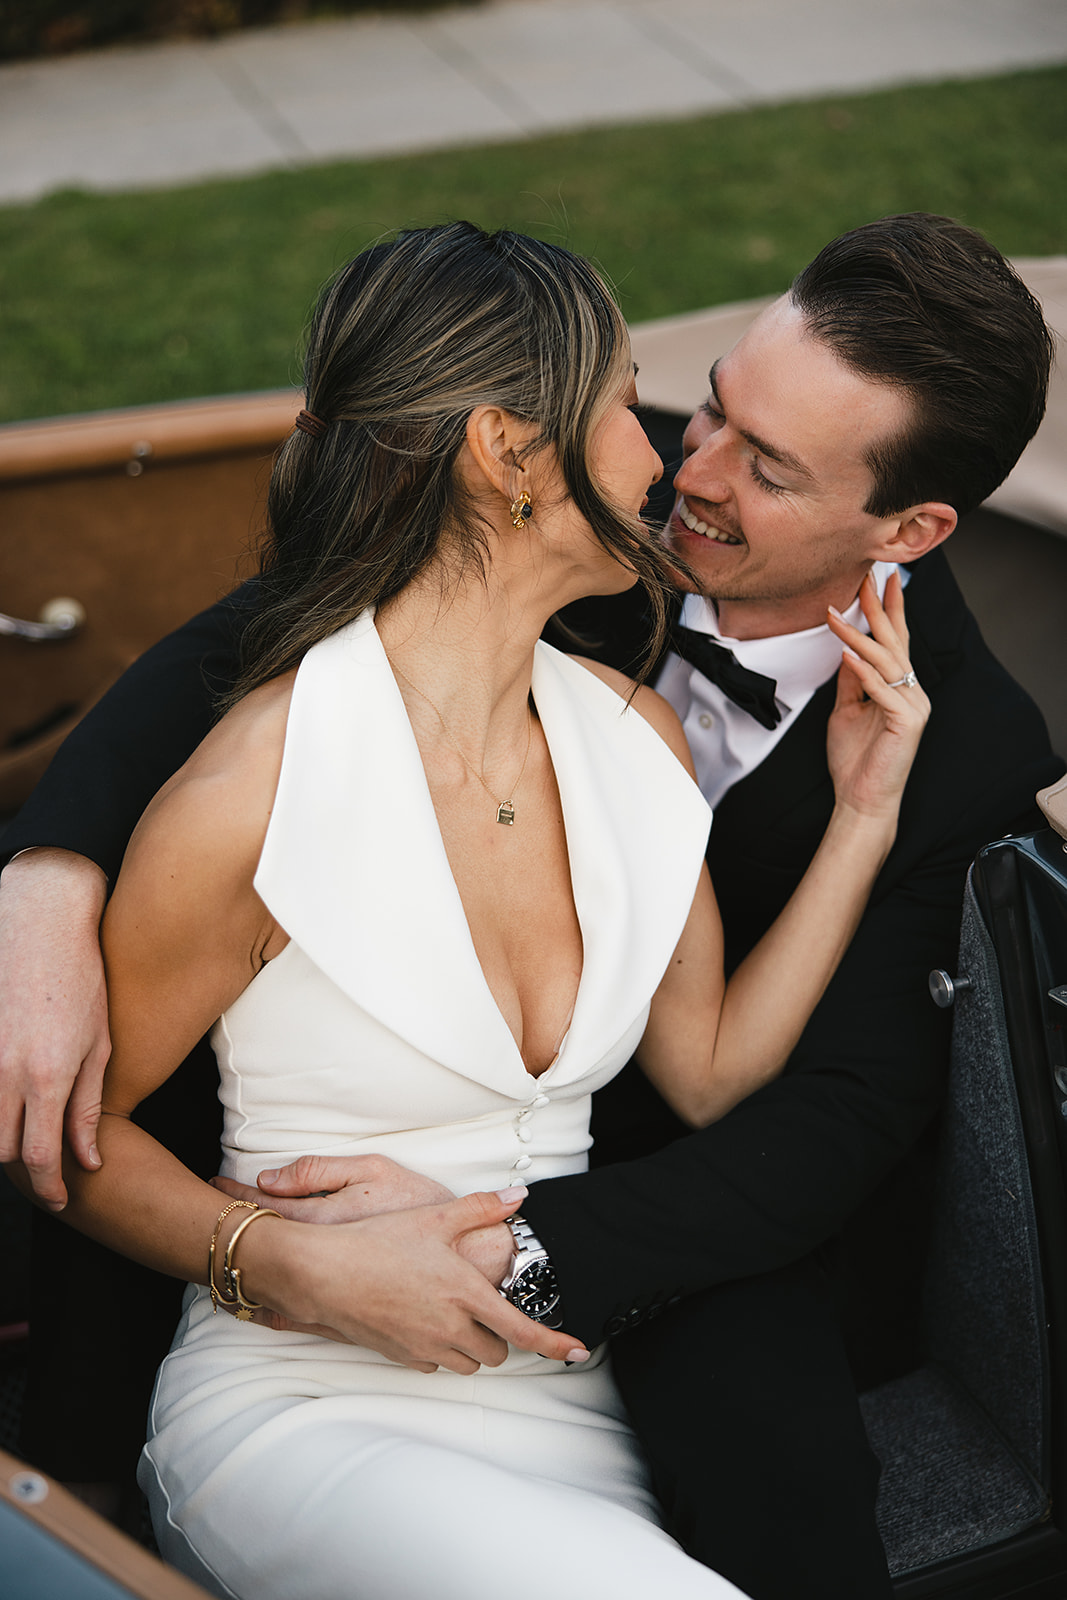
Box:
[0,391,298,813]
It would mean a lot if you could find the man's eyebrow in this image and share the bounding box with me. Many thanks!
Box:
[708,360,814,481]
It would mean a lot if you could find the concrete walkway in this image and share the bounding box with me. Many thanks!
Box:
[2,0,1066,205]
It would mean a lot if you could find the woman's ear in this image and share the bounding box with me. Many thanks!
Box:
[464,406,537,504]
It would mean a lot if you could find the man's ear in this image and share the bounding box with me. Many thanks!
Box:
[464,406,536,502]
[878,501,957,563]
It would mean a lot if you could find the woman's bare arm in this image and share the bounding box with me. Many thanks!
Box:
[579,572,930,1127]
[22,681,289,1275]
[5,680,585,1370]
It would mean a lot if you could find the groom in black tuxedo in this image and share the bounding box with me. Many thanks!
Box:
[0,214,1061,1596]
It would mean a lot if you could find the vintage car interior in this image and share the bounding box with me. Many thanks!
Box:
[1,270,1065,1597]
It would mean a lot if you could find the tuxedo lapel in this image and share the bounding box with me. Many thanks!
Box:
[894,549,960,695]
[709,553,956,839]
[709,552,963,965]
[712,682,835,840]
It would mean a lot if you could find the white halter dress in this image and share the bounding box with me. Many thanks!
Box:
[138,612,743,1600]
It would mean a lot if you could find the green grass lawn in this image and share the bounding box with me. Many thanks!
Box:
[1,62,1065,424]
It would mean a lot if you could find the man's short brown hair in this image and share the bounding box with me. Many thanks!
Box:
[791,213,1055,517]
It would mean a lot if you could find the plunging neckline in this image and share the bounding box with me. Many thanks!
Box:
[380,637,584,1081]
[252,610,712,1102]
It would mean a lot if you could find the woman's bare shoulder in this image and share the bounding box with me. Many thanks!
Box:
[123,671,297,901]
[100,672,299,1102]
[567,655,696,777]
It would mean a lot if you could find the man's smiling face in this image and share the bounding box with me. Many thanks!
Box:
[664,295,915,639]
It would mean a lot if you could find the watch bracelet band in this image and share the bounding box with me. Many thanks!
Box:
[499,1214,563,1326]
[504,1215,543,1257]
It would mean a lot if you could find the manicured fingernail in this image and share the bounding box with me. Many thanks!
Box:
[45,1199,66,1214]
[495,1185,528,1203]
[827,605,843,619]
[564,1349,590,1364]
[258,1169,279,1185]
[88,1145,101,1167]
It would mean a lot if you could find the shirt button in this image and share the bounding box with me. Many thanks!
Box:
[698,712,714,730]
[517,1107,533,1122]
[513,1155,532,1172]
[517,1127,532,1143]
[532,1094,550,1108]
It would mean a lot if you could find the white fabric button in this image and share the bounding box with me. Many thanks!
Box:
[517,1127,532,1143]
[517,1107,533,1122]
[533,1094,550,1108]
[512,1155,532,1172]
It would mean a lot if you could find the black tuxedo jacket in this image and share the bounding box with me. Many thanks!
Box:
[531,550,1062,1356]
[5,552,1061,1360]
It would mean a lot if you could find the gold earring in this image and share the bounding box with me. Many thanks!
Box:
[509,493,533,529]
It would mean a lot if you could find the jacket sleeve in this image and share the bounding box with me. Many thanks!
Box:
[1,583,256,884]
[523,693,1063,1346]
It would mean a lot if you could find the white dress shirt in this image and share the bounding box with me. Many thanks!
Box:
[656,562,905,809]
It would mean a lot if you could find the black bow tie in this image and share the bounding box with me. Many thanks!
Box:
[669,623,782,731]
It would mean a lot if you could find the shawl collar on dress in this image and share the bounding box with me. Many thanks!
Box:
[254,612,711,1099]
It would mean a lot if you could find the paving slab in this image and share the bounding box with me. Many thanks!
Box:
[424,2,742,135]
[0,0,1065,204]
[643,0,1067,103]
[213,16,523,162]
[0,41,288,202]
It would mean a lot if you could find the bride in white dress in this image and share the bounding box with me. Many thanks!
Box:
[44,224,927,1599]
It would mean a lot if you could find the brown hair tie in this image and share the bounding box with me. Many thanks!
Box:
[294,408,328,438]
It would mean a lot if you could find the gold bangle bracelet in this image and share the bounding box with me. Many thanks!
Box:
[209,1200,258,1315]
[221,1207,284,1321]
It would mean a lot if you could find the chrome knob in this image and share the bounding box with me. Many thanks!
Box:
[8,1470,48,1504]
[929,970,973,1009]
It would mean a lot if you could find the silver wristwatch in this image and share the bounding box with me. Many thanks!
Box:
[498,1215,562,1327]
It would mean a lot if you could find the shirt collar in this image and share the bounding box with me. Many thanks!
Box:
[677,561,904,716]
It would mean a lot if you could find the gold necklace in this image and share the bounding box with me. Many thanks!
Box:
[390,661,534,826]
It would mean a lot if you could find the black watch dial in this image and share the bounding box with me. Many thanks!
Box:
[511,1259,561,1324]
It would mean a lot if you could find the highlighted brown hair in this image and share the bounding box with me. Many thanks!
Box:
[229,223,679,705]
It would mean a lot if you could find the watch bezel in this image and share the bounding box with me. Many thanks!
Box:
[507,1257,562,1324]
[500,1215,563,1327]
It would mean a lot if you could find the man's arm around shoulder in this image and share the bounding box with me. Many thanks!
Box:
[0,586,253,1203]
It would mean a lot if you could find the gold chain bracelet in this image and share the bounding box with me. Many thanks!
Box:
[220,1207,284,1321]
[209,1200,258,1315]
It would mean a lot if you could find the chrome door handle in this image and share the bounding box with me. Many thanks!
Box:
[0,598,86,641]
